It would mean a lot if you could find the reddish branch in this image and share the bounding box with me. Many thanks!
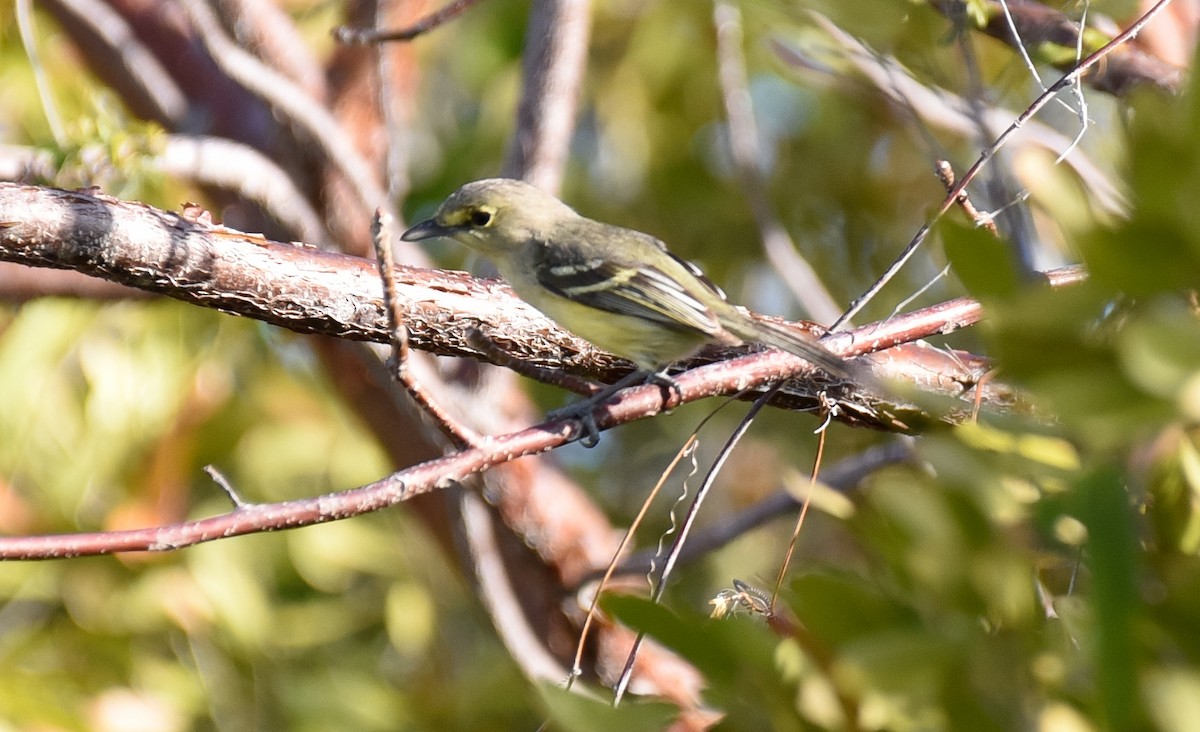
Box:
[0,296,1028,560]
[0,302,955,559]
[0,409,568,559]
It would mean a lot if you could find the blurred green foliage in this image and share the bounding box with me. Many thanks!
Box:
[3,0,1200,730]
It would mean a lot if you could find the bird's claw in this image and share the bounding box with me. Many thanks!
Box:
[546,369,683,447]
[647,372,683,408]
[547,402,603,448]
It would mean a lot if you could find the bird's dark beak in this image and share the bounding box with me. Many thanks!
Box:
[400,218,448,242]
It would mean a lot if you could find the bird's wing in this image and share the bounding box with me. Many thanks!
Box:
[533,231,723,336]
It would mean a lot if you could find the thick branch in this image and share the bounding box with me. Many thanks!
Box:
[0,182,590,364]
[502,0,591,193]
[0,183,1075,428]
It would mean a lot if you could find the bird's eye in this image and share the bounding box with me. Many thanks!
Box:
[468,209,493,227]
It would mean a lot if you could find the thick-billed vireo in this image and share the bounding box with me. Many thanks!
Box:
[402,178,851,420]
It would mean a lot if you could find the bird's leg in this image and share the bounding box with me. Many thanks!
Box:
[548,370,645,447]
[548,369,682,447]
[644,369,684,407]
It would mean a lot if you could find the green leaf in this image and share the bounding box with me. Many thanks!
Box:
[601,595,777,685]
[1082,66,1200,295]
[535,684,677,732]
[787,571,914,647]
[601,595,803,730]
[942,220,1024,301]
[1073,467,1141,729]
[1085,219,1200,297]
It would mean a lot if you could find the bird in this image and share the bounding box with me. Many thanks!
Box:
[402,178,852,440]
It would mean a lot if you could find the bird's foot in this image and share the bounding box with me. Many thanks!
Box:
[644,370,683,409]
[546,369,682,447]
[547,398,606,448]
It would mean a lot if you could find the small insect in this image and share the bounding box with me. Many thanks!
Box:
[709,579,773,619]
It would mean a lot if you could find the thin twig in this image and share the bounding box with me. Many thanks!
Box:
[829,0,1175,331]
[935,160,999,236]
[613,439,913,576]
[613,385,776,703]
[203,465,247,508]
[333,0,487,45]
[568,434,700,690]
[372,209,481,449]
[713,0,843,325]
[0,352,840,561]
[16,0,66,145]
[770,406,828,611]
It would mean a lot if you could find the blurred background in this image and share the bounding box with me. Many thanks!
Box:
[2,0,1199,729]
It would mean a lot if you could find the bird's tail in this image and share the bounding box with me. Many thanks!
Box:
[722,314,853,380]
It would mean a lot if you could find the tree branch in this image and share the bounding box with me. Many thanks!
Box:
[0,182,1085,427]
[502,0,591,193]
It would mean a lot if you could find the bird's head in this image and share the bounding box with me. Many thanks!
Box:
[401,178,578,256]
